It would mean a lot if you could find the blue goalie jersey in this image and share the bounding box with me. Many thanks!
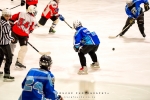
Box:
[19,68,58,100]
[125,0,149,18]
[74,27,100,48]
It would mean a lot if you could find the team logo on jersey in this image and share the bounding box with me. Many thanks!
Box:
[51,77,55,85]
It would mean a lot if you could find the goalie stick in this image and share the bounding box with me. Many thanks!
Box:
[27,42,51,55]
[109,11,146,39]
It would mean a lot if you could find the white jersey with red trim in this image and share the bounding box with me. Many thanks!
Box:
[11,12,37,37]
[42,1,59,19]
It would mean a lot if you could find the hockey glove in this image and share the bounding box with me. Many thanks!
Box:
[59,14,65,21]
[73,46,79,52]
[58,95,63,100]
[144,3,150,11]
[21,0,25,6]
[129,18,135,25]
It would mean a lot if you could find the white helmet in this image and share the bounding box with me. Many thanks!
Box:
[126,0,133,7]
[27,5,37,16]
[2,8,11,16]
[73,20,82,29]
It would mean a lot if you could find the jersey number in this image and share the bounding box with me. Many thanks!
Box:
[131,7,137,15]
[18,18,30,29]
[24,76,43,94]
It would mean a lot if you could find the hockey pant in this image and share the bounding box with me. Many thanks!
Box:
[121,13,144,35]
[78,45,99,67]
[38,16,59,29]
[0,44,13,75]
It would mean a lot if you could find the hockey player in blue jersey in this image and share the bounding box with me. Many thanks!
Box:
[119,0,149,37]
[19,55,63,100]
[73,20,100,75]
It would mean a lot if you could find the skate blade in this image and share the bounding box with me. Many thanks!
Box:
[91,66,100,69]
[78,72,88,75]
[14,66,25,70]
[3,79,14,82]
[108,36,118,39]
[49,32,55,34]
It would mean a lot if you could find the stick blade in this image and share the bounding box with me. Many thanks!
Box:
[108,34,120,39]
[108,36,117,39]
[39,52,51,55]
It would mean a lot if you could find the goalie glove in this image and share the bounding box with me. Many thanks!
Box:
[144,3,150,11]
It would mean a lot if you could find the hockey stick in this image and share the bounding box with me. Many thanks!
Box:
[10,4,21,10]
[64,20,74,29]
[108,24,131,39]
[0,5,21,11]
[108,11,146,39]
[27,42,51,55]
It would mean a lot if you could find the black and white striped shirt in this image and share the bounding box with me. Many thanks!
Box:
[0,16,14,45]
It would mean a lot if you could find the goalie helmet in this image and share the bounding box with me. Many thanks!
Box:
[39,55,52,70]
[126,0,133,7]
[2,8,11,16]
[73,20,82,29]
[27,5,37,16]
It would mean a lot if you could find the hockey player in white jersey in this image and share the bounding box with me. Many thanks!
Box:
[10,5,38,68]
[38,0,65,34]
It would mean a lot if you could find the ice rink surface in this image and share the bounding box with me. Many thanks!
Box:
[0,0,150,100]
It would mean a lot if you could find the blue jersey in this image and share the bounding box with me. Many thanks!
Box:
[74,27,100,48]
[125,0,149,18]
[19,68,58,100]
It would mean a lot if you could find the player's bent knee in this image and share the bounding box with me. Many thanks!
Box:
[38,16,48,26]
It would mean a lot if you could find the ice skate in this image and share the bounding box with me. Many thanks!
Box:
[49,27,56,34]
[15,60,26,69]
[78,67,88,75]
[141,33,146,37]
[90,62,100,69]
[3,75,14,82]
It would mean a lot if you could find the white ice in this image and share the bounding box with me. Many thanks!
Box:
[0,0,150,100]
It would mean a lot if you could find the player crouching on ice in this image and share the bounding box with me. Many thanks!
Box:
[19,55,63,100]
[73,20,100,75]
